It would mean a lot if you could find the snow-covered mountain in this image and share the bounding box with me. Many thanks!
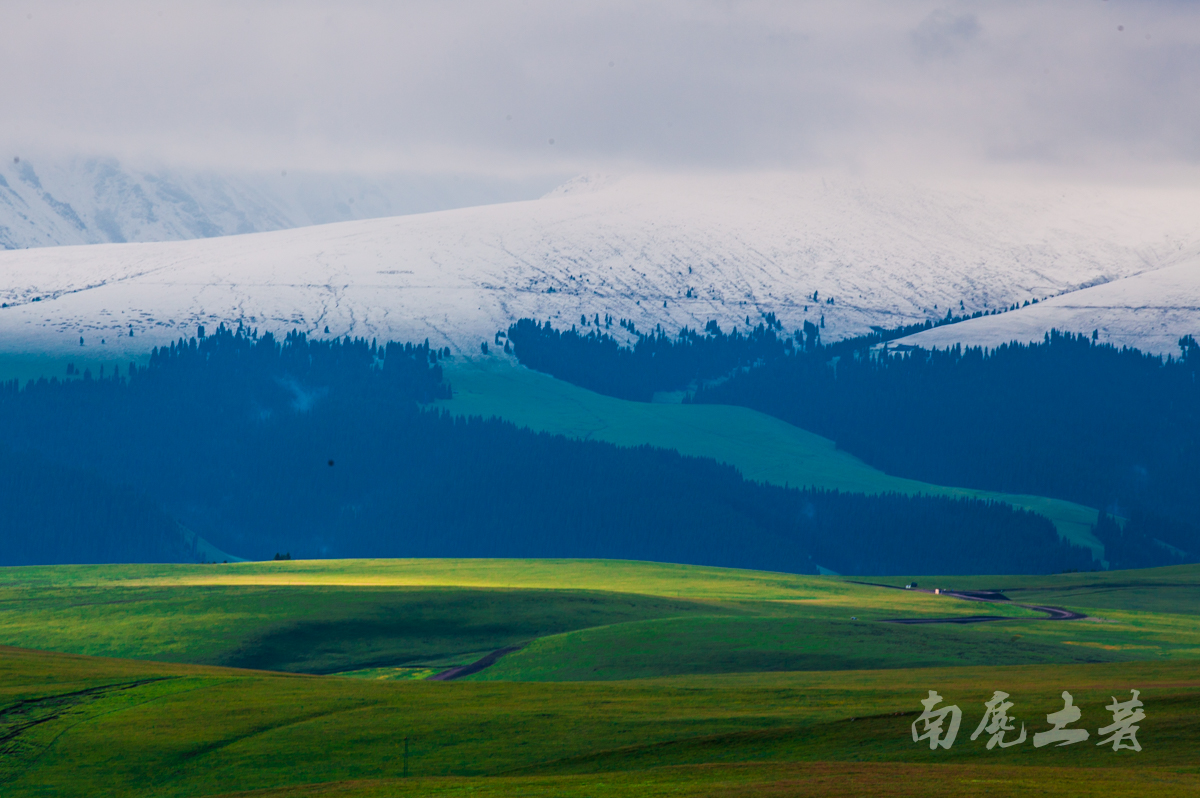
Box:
[0,155,550,250]
[896,254,1200,356]
[1,172,1198,365]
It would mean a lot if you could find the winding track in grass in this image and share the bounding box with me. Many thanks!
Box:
[851,582,1088,624]
[428,645,526,681]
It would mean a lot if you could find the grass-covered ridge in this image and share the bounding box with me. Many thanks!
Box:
[0,584,726,674]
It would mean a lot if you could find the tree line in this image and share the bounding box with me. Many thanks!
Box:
[506,315,795,401]
[505,314,970,402]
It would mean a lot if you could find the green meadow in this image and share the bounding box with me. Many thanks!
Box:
[436,357,1105,557]
[0,560,1034,676]
[4,647,1198,795]
[1,559,1198,796]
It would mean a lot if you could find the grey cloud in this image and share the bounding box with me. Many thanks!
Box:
[1,1,1198,181]
[911,9,980,60]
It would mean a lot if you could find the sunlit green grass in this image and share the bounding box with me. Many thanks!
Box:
[0,557,983,600]
[436,357,1104,556]
[0,558,1028,677]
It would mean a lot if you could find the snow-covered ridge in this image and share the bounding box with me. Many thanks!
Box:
[0,172,1197,363]
[897,255,1200,356]
[0,156,546,250]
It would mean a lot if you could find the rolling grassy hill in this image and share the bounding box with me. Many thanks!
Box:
[0,560,1031,677]
[1,558,1197,796]
[471,569,1200,681]
[2,559,1196,680]
[437,357,1105,558]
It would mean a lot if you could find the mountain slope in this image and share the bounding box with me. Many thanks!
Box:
[896,256,1200,356]
[0,156,549,250]
[0,172,1197,365]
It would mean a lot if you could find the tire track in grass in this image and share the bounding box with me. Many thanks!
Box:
[847,582,1087,624]
[428,645,527,681]
[0,679,169,782]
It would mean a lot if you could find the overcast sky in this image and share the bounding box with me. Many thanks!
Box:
[3,1,1197,183]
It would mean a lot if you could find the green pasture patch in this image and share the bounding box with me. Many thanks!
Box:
[470,614,1140,682]
[436,356,1104,556]
[1,647,1198,797]
[978,569,1200,618]
[0,583,725,673]
[0,560,1039,677]
[1027,584,1200,616]
[824,567,1200,667]
[333,666,441,681]
[851,562,1200,592]
[950,608,1200,663]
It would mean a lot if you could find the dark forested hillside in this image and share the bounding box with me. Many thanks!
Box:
[694,331,1200,564]
[0,325,1091,574]
[506,318,1200,568]
[0,450,188,565]
[505,314,950,402]
[506,315,795,401]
